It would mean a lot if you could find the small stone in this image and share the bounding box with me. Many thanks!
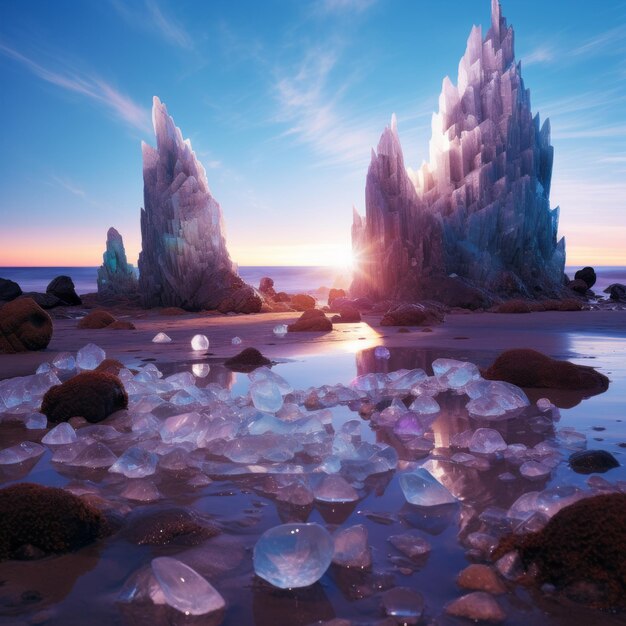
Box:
[388,532,431,560]
[382,587,424,624]
[445,592,505,623]
[457,564,506,595]
[333,524,371,568]
[569,450,619,474]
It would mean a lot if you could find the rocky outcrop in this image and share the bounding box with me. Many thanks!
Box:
[217,286,262,314]
[288,309,333,332]
[138,97,253,312]
[47,275,81,305]
[351,1,565,303]
[0,298,53,353]
[259,277,277,299]
[41,371,128,423]
[380,303,445,327]
[574,266,596,289]
[291,294,316,311]
[605,283,626,302]
[97,227,138,297]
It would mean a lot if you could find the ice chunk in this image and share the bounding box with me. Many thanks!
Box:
[76,343,106,370]
[519,460,551,480]
[374,346,391,360]
[152,332,172,343]
[36,362,52,374]
[536,398,552,412]
[389,368,427,391]
[109,446,158,478]
[192,363,210,378]
[249,367,293,395]
[250,380,284,413]
[393,413,426,437]
[388,532,431,560]
[69,442,117,468]
[273,324,288,337]
[469,428,507,455]
[191,334,209,351]
[160,412,202,444]
[433,358,480,389]
[399,468,457,506]
[52,352,76,370]
[121,480,161,502]
[25,412,47,429]
[408,395,440,415]
[314,474,359,503]
[0,441,45,465]
[151,557,225,616]
[253,523,334,588]
[333,524,371,568]
[231,336,242,345]
[42,422,77,445]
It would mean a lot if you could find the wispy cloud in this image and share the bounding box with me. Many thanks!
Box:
[572,24,626,57]
[50,175,85,197]
[315,0,377,14]
[522,45,555,67]
[110,0,193,50]
[0,41,151,133]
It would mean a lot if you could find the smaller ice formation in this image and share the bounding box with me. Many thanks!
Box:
[97,227,137,298]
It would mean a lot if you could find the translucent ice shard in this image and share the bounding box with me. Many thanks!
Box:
[76,343,106,370]
[231,336,242,345]
[52,352,76,370]
[151,557,225,616]
[469,428,508,455]
[42,422,77,445]
[314,474,359,503]
[253,523,334,588]
[109,446,158,478]
[374,346,391,360]
[25,412,47,429]
[273,324,288,337]
[250,380,284,413]
[191,334,209,351]
[0,441,45,465]
[399,468,457,506]
[152,332,172,344]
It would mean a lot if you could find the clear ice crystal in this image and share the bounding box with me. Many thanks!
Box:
[192,363,210,378]
[231,336,242,345]
[249,367,293,395]
[25,412,47,429]
[408,395,440,415]
[253,523,334,588]
[52,352,76,370]
[191,334,209,351]
[151,557,225,616]
[469,428,508,455]
[109,446,158,478]
[250,380,284,413]
[273,324,288,337]
[42,422,77,445]
[314,474,359,503]
[76,343,106,370]
[399,468,457,506]
[152,332,172,344]
[374,346,391,360]
[69,442,117,468]
[0,441,45,465]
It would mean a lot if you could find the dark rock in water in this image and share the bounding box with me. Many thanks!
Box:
[483,349,609,393]
[20,291,64,309]
[568,279,589,295]
[97,227,138,298]
[331,305,361,323]
[605,283,626,302]
[77,310,116,329]
[46,275,81,305]
[0,278,22,302]
[224,347,271,373]
[574,266,596,289]
[259,277,276,299]
[328,288,346,306]
[122,507,220,546]
[0,298,53,353]
[41,371,128,423]
[493,493,626,609]
[0,483,107,560]
[218,286,263,314]
[569,450,619,474]
[380,303,444,327]
[445,591,505,623]
[291,293,316,311]
[288,309,333,332]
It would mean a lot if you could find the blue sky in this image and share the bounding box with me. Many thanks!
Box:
[1,0,625,267]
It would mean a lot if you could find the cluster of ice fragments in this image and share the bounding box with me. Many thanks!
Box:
[138,97,252,311]
[352,0,565,301]
[0,343,618,613]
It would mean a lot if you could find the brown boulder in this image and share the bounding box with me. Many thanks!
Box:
[46,275,81,305]
[574,266,596,289]
[224,347,272,372]
[568,279,589,295]
[331,305,361,323]
[483,349,609,393]
[291,293,316,311]
[274,291,291,303]
[327,288,346,306]
[159,307,187,316]
[19,292,64,309]
[380,303,444,327]
[0,277,22,302]
[77,310,116,329]
[259,277,276,299]
[0,483,108,561]
[494,493,626,609]
[41,371,128,423]
[218,286,263,314]
[0,297,53,353]
[107,320,136,330]
[288,309,333,332]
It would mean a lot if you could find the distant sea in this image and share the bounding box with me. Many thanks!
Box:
[0,266,624,296]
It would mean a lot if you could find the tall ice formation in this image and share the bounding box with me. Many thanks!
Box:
[352,0,565,301]
[97,227,137,297]
[139,97,258,311]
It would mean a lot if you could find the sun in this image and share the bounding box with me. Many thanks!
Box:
[327,246,355,271]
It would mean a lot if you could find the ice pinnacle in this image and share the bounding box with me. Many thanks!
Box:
[97,227,137,298]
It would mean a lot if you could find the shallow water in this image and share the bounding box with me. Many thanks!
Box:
[0,342,625,625]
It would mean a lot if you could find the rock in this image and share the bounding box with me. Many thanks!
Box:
[445,592,505,623]
[122,508,220,546]
[97,227,138,297]
[569,450,619,474]
[351,3,565,303]
[107,320,136,330]
[288,309,333,332]
[381,587,424,624]
[0,277,22,302]
[158,307,187,316]
[0,483,108,560]
[138,97,253,311]
[493,493,626,609]
[457,564,506,595]
[20,292,65,309]
[291,293,316,311]
[331,305,361,323]
[568,279,589,295]
[46,275,81,305]
[95,358,126,375]
[0,297,53,353]
[605,283,626,302]
[77,310,116,329]
[574,267,596,289]
[327,288,346,306]
[483,349,609,393]
[41,371,128,423]
[259,277,276,299]
[380,303,444,327]
[274,291,291,303]
[224,347,271,373]
[217,286,263,314]
[495,299,532,314]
